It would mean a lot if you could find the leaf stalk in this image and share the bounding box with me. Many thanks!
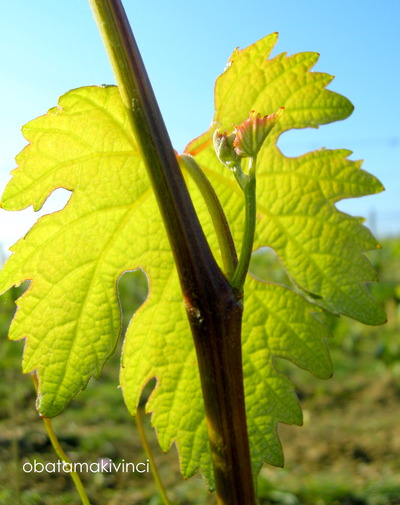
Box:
[179,154,238,279]
[31,375,91,505]
[136,408,171,505]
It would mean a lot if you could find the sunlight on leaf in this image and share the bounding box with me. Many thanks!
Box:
[0,34,385,488]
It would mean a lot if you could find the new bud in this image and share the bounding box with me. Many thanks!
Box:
[233,107,284,158]
[213,130,240,168]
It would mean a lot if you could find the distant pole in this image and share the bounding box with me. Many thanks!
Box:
[368,208,377,236]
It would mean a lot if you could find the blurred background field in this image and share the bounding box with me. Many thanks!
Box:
[0,236,399,505]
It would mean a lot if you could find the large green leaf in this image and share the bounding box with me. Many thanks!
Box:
[187,33,385,325]
[0,34,384,488]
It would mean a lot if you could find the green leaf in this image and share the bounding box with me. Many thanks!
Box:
[0,85,153,416]
[0,33,384,489]
[122,270,332,486]
[187,33,386,325]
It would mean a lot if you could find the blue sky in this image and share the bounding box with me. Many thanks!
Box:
[0,1,399,254]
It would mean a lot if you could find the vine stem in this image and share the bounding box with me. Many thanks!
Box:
[135,408,171,505]
[31,374,91,505]
[231,157,257,290]
[89,1,257,503]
